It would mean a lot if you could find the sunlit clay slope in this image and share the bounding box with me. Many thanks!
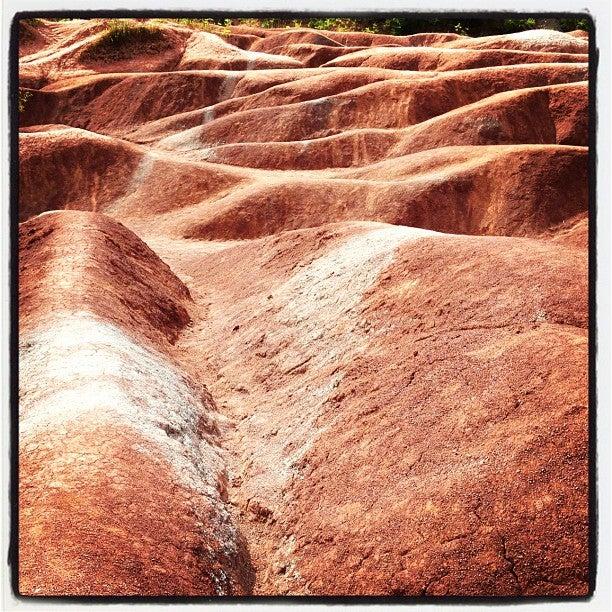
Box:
[18,19,589,597]
[18,212,253,595]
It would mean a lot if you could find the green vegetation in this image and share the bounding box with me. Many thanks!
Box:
[98,19,164,46]
[181,16,591,37]
[82,19,167,60]
[22,18,43,27]
[559,17,592,32]
[24,15,592,43]
[18,90,32,113]
[168,18,232,36]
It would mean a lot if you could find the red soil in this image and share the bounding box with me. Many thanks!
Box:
[18,19,590,597]
[322,46,587,70]
[19,212,253,595]
[440,29,589,53]
[175,81,586,170]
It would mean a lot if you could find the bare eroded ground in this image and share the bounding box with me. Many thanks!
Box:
[18,19,589,596]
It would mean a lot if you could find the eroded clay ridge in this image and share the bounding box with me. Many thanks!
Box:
[18,211,254,595]
[18,19,589,596]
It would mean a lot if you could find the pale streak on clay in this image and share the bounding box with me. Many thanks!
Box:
[19,310,239,592]
[229,223,438,504]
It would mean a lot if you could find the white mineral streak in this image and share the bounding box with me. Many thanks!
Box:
[20,310,238,593]
[226,223,437,502]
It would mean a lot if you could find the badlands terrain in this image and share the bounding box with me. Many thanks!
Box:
[17,19,589,596]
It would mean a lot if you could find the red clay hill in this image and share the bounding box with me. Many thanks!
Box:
[18,18,589,597]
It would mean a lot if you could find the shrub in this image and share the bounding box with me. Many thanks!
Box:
[18,89,32,113]
[172,18,232,36]
[559,17,591,32]
[82,19,167,60]
[215,16,592,37]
